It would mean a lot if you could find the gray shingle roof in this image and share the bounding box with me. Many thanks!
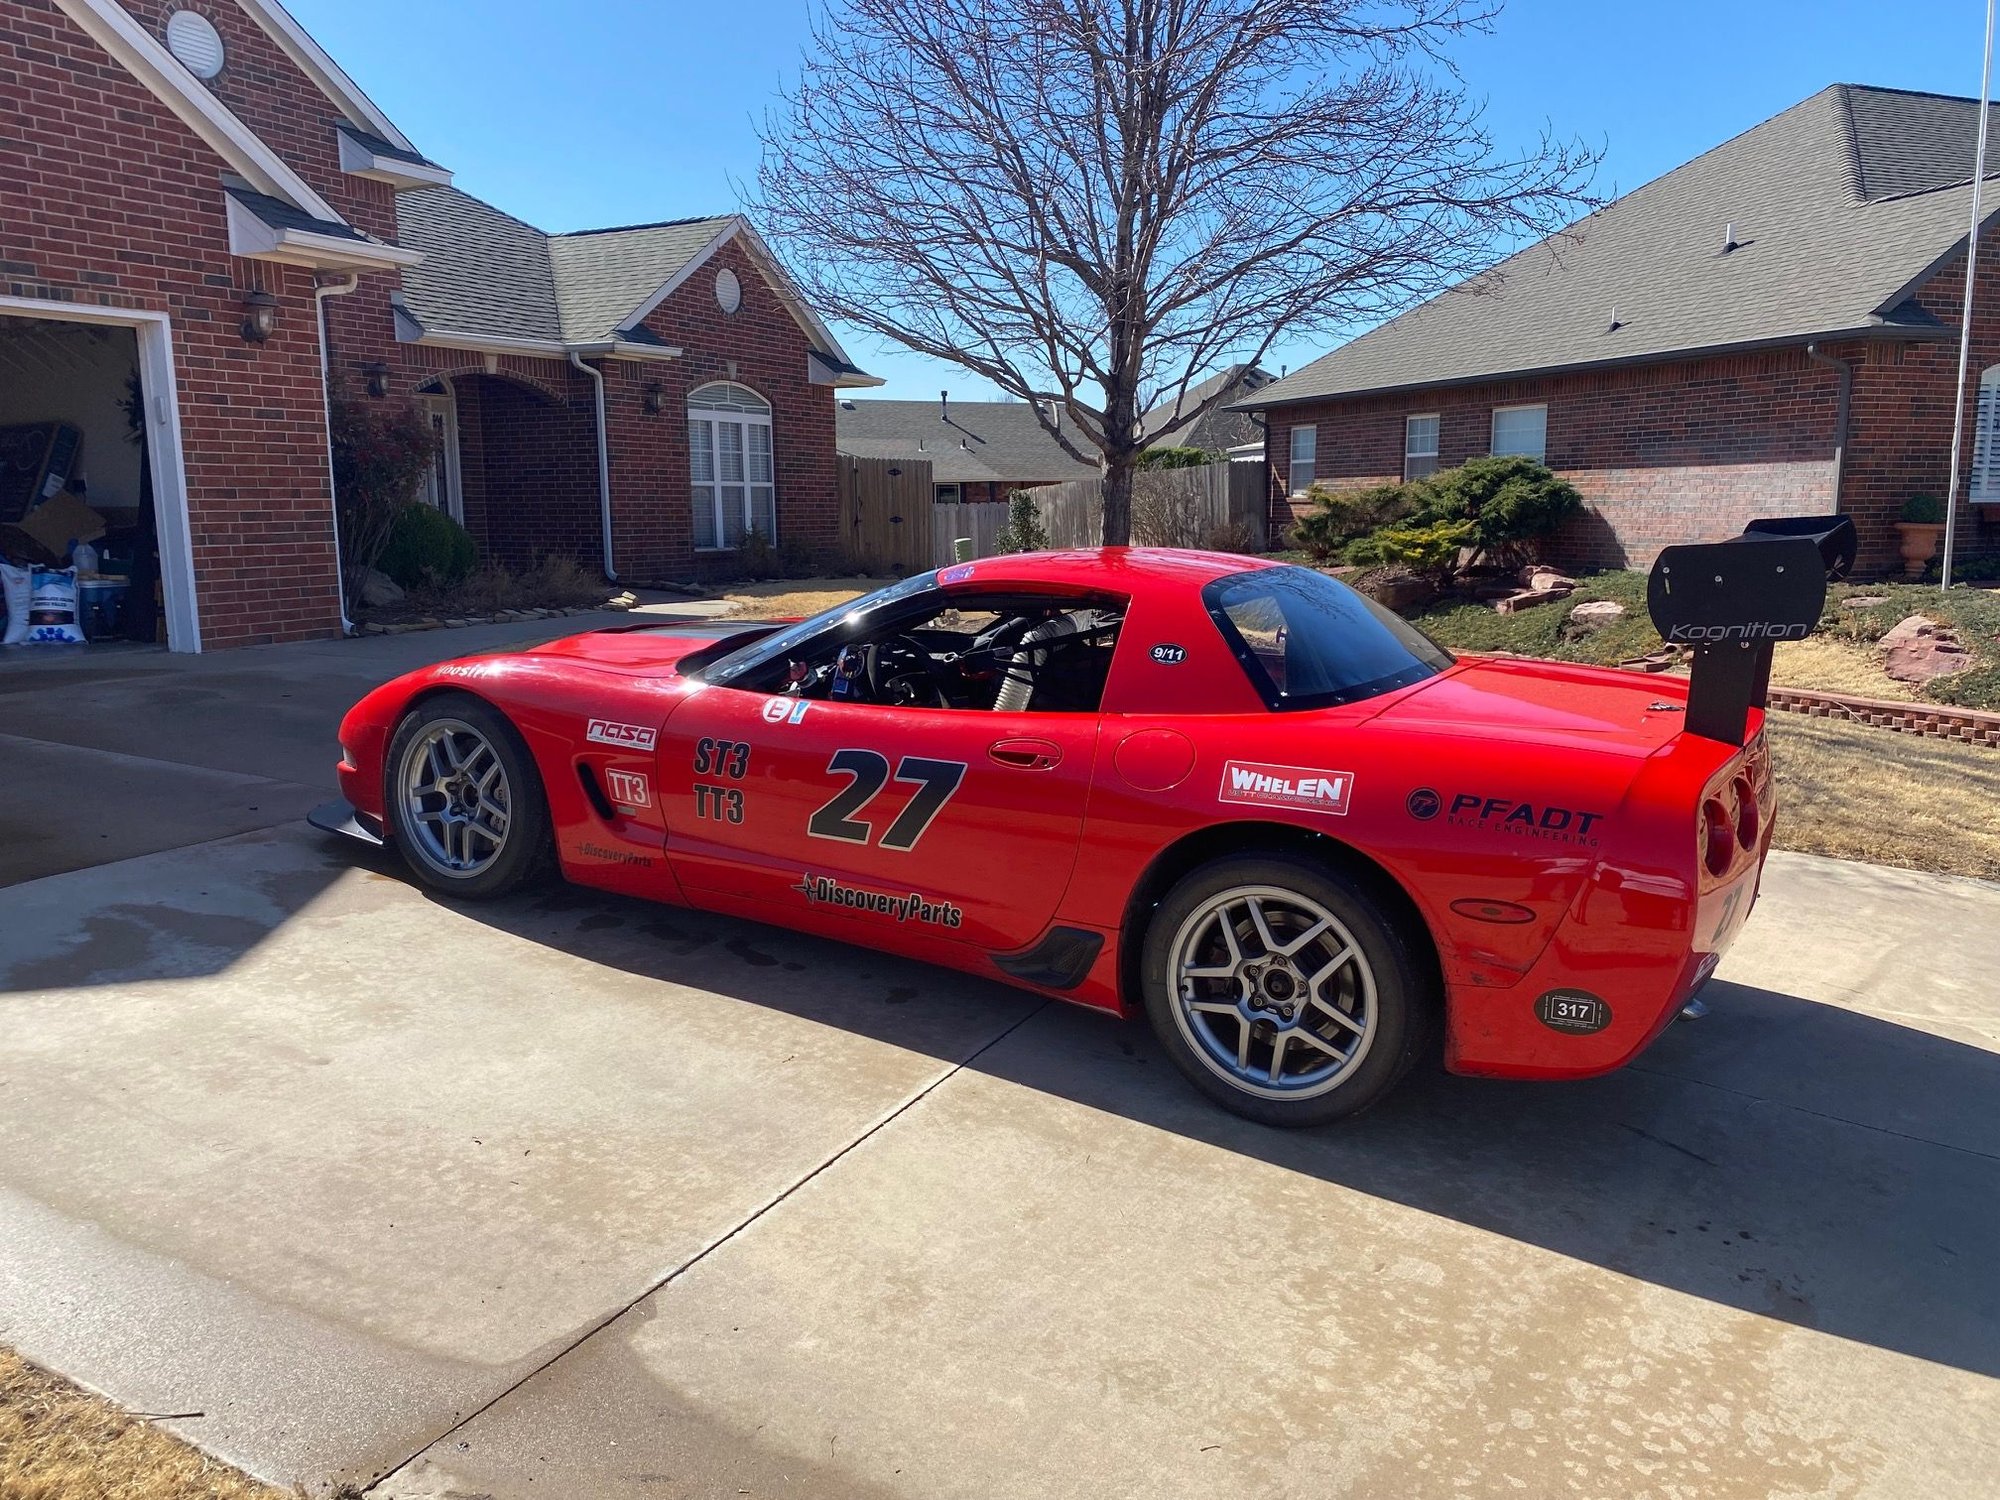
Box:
[334,123,443,170]
[226,185,366,242]
[1244,85,1994,408]
[836,399,1099,485]
[395,188,734,345]
[1139,364,1275,448]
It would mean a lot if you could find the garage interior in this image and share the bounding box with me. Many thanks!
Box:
[0,315,163,648]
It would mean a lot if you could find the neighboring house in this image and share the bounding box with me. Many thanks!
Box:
[1239,85,2000,575]
[0,0,873,651]
[1138,363,1275,454]
[835,395,1097,503]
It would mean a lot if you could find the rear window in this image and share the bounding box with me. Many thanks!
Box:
[1203,566,1452,710]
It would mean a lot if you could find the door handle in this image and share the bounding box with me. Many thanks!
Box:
[989,738,1062,771]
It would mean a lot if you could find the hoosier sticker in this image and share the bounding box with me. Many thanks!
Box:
[793,872,963,928]
[1218,760,1354,816]
[586,718,656,751]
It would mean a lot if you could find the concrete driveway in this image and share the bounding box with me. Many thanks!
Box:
[0,626,1996,1498]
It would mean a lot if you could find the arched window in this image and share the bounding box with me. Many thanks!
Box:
[688,382,775,548]
[1972,365,2000,504]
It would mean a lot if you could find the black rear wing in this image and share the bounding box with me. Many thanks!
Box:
[1646,515,1856,746]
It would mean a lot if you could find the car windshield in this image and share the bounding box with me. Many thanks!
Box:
[696,571,942,687]
[1204,565,1453,710]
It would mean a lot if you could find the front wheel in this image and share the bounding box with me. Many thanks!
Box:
[383,692,550,899]
[1140,854,1434,1127]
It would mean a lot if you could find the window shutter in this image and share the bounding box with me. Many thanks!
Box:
[1972,370,2000,503]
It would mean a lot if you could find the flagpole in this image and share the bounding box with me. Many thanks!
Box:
[1944,0,1997,592]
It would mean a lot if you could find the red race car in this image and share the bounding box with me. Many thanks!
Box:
[316,520,1849,1126]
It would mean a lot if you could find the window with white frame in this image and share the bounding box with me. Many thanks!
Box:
[1972,366,2000,503]
[1288,423,1318,492]
[688,382,776,548]
[1404,414,1440,481]
[1491,404,1547,462]
[934,483,962,504]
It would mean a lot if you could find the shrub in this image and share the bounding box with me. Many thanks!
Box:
[1291,481,1417,561]
[1901,493,1946,524]
[994,490,1051,553]
[378,502,478,590]
[737,527,780,579]
[328,390,439,607]
[1132,477,1210,548]
[1203,518,1260,555]
[777,535,817,578]
[1346,519,1477,580]
[1136,445,1217,471]
[1412,455,1580,553]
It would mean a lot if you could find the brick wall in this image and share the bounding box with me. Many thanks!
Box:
[449,371,601,569]
[1,0,355,646]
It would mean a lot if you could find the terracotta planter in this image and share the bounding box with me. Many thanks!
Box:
[1895,521,1944,579]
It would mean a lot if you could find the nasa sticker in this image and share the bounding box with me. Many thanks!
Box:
[1534,989,1612,1035]
[1149,643,1187,665]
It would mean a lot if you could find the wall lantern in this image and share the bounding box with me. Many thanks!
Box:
[362,361,391,398]
[239,287,278,344]
[642,383,664,415]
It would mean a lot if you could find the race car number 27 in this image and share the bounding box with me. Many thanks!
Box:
[808,750,966,851]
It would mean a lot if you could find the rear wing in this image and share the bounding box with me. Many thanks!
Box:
[1646,515,1857,747]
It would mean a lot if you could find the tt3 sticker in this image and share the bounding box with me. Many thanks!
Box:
[604,768,651,809]
[692,737,751,823]
[1218,760,1353,816]
[808,750,967,849]
[587,718,657,751]
[793,872,964,929]
[694,785,745,823]
[1534,988,1612,1035]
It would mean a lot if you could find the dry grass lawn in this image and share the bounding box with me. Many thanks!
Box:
[1767,636,1918,701]
[719,577,886,620]
[1767,714,2000,880]
[0,1347,304,1500]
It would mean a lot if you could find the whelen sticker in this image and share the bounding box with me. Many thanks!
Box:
[605,768,651,808]
[1218,760,1354,816]
[586,719,657,751]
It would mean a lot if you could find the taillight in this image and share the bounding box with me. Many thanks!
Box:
[1701,797,1735,878]
[1731,773,1759,850]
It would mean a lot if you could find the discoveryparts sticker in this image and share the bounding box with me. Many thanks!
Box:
[793,872,964,928]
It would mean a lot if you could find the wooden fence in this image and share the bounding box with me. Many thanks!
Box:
[836,454,935,574]
[931,501,1010,567]
[1019,460,1268,552]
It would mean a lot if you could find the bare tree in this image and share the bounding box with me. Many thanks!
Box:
[755,0,1597,543]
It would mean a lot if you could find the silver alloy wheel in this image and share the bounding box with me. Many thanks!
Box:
[397,718,512,878]
[1167,884,1378,1100]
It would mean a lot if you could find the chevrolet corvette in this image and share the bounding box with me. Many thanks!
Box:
[314,520,1850,1125]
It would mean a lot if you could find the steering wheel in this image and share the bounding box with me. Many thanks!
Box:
[867,634,952,708]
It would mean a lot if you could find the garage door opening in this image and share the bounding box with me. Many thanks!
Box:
[0,302,199,652]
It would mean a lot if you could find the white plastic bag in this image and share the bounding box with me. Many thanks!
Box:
[1,561,27,646]
[23,566,85,644]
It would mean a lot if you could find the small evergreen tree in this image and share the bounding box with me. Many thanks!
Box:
[994,491,1051,554]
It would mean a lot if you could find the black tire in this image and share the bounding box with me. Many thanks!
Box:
[382,691,551,899]
[1140,853,1435,1127]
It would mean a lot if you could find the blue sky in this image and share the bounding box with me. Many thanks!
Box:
[289,0,1995,401]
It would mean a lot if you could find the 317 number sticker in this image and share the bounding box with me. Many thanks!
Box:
[807,750,966,851]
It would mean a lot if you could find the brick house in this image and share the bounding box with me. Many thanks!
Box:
[1,0,874,651]
[1239,85,2000,576]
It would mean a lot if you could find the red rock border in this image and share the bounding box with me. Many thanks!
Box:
[1765,686,2000,748]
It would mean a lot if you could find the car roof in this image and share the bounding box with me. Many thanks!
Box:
[943,547,1283,593]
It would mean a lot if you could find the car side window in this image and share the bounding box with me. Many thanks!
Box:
[1205,566,1451,710]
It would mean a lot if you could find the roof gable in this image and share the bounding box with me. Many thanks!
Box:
[1247,84,1995,407]
[548,217,737,343]
[836,399,1097,484]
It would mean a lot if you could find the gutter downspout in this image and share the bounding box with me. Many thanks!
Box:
[569,350,616,582]
[315,272,360,634]
[1805,343,1854,512]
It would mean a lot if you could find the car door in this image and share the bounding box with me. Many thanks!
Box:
[657,684,1099,953]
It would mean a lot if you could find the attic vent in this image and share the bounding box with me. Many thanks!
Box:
[1607,305,1624,333]
[839,399,856,410]
[714,268,741,315]
[165,11,225,79]
[1722,222,1741,253]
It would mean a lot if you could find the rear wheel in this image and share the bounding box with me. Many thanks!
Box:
[1140,853,1433,1127]
[383,693,550,898]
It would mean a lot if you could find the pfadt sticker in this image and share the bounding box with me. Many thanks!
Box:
[1534,989,1612,1035]
[1149,643,1187,665]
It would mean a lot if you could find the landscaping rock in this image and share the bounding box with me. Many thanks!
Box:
[360,568,405,607]
[1529,569,1578,593]
[1493,586,1570,615]
[1842,594,1891,610]
[1880,613,1971,684]
[1567,599,1627,630]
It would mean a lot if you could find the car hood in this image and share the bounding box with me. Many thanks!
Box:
[1369,654,1705,757]
[520,619,778,674]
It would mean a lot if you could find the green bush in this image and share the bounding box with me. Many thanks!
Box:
[1136,445,1217,471]
[1346,518,1477,577]
[377,502,477,589]
[1901,493,1945,524]
[1414,455,1581,551]
[329,392,440,606]
[994,491,1051,553]
[736,527,779,580]
[1292,481,1418,560]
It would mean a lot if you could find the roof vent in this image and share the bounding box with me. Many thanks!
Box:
[1607,305,1624,333]
[1722,222,1741,254]
[165,11,225,79]
[940,389,949,422]
[839,399,856,410]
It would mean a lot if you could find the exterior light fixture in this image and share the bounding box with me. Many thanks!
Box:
[642,383,664,415]
[239,287,277,343]
[362,361,391,397]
